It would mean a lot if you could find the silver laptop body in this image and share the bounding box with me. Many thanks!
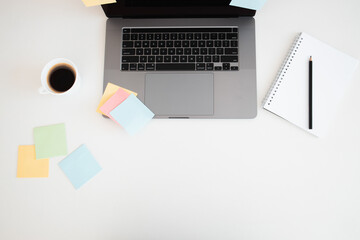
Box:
[103,5,257,119]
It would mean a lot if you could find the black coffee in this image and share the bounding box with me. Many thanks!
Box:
[47,64,76,93]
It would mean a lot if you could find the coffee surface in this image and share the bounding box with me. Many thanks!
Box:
[48,65,75,92]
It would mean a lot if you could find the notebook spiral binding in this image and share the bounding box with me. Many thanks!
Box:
[262,33,304,107]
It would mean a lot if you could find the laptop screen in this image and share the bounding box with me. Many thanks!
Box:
[102,0,256,18]
[125,0,231,7]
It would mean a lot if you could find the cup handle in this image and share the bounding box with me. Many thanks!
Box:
[38,86,49,95]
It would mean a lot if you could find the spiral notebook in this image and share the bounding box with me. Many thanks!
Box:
[263,32,358,137]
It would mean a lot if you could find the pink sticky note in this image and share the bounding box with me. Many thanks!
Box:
[99,88,131,122]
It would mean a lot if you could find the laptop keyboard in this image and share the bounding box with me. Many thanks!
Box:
[121,27,239,71]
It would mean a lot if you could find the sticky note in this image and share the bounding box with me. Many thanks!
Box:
[34,123,67,159]
[99,87,131,121]
[82,0,116,7]
[230,0,267,10]
[110,94,154,135]
[58,144,102,190]
[17,145,49,178]
[96,82,137,114]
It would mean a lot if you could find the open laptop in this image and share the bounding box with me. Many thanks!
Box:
[102,0,257,119]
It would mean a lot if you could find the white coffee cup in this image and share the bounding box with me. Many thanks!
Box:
[39,58,80,95]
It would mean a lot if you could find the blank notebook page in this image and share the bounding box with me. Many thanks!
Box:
[263,32,358,137]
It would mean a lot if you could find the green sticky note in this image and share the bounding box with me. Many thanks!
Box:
[34,123,68,159]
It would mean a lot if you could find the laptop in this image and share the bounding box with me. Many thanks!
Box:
[102,0,257,119]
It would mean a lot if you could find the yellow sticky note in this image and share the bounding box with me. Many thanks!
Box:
[82,0,116,7]
[96,82,137,114]
[17,145,49,178]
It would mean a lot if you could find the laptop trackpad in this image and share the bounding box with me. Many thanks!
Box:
[145,73,214,116]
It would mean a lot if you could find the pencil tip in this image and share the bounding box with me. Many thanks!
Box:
[310,56,312,61]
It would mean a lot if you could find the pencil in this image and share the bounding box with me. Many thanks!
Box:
[309,56,313,129]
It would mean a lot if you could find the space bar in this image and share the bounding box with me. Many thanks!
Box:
[156,63,195,71]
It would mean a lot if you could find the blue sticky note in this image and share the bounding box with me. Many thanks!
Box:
[230,0,267,10]
[58,144,102,189]
[110,94,154,135]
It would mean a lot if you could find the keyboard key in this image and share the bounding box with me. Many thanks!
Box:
[192,48,199,55]
[146,63,155,71]
[196,63,205,70]
[135,41,141,47]
[160,48,167,55]
[195,33,202,40]
[206,63,214,70]
[206,40,214,47]
[223,63,230,70]
[164,56,171,62]
[136,48,143,55]
[162,33,169,40]
[214,66,222,71]
[140,56,147,62]
[170,33,178,40]
[174,41,182,48]
[172,56,180,62]
[225,48,238,55]
[146,33,154,40]
[200,48,207,55]
[202,33,209,40]
[191,41,198,47]
[184,48,191,55]
[219,33,225,40]
[182,41,190,47]
[158,41,165,47]
[122,63,129,70]
[122,41,133,48]
[156,56,163,62]
[139,33,146,40]
[122,56,139,63]
[123,34,130,40]
[142,41,149,47]
[123,28,130,33]
[179,33,186,40]
[180,56,187,62]
[186,33,194,40]
[144,48,151,55]
[216,48,224,55]
[196,56,204,62]
[122,48,135,55]
[198,41,205,47]
[222,40,229,47]
[138,63,145,71]
[231,40,238,47]
[150,41,157,47]
[152,48,159,55]
[155,33,162,40]
[166,41,174,47]
[208,48,215,55]
[156,63,195,71]
[131,34,138,40]
[232,28,238,32]
[210,33,218,40]
[168,48,175,55]
[212,55,220,62]
[188,56,195,62]
[231,66,239,71]
[148,56,155,62]
[205,56,212,62]
[226,33,238,40]
[221,56,238,62]
[130,64,137,71]
[176,48,184,55]
[215,40,222,48]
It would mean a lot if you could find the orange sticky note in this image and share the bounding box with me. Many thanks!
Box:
[96,82,137,115]
[99,87,131,120]
[16,145,49,178]
[82,0,116,7]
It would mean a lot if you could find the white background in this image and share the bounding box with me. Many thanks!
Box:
[0,0,360,239]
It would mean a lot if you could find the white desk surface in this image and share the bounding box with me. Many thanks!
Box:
[1,0,360,239]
